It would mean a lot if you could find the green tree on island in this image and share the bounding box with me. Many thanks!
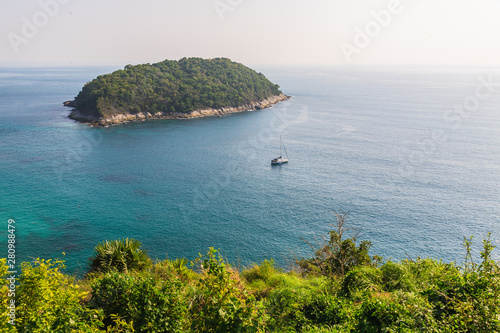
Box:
[70,58,284,121]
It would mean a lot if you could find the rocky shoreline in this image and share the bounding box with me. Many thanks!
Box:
[64,94,291,127]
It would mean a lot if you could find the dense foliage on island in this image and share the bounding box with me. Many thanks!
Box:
[1,213,499,332]
[71,57,283,119]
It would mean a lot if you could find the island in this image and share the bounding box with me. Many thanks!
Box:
[64,57,291,126]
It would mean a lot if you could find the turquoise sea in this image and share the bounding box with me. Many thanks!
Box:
[0,65,499,274]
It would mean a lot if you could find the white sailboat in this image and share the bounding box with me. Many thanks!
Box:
[271,136,288,165]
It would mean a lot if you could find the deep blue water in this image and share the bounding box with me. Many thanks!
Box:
[0,65,499,274]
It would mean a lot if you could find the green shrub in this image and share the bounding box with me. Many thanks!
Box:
[16,258,102,332]
[392,291,438,332]
[355,295,406,332]
[152,258,196,283]
[1,230,499,333]
[341,265,382,298]
[242,259,283,299]
[266,288,311,331]
[302,292,354,329]
[428,235,500,331]
[298,212,379,278]
[244,259,328,298]
[190,248,266,332]
[401,258,445,291]
[381,261,415,292]
[243,259,278,284]
[89,238,151,274]
[89,271,187,332]
[267,287,355,332]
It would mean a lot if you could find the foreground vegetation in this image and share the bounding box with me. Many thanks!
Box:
[1,214,499,332]
[71,57,283,119]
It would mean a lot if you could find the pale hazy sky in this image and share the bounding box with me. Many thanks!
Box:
[1,0,500,67]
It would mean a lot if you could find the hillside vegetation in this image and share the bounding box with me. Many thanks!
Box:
[69,57,284,120]
[1,214,499,332]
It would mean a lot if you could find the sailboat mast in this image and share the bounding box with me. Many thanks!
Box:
[271,135,288,165]
[280,135,282,157]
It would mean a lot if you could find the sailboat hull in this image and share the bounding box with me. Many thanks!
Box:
[271,136,289,165]
[271,158,288,165]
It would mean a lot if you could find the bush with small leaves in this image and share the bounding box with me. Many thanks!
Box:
[341,265,382,298]
[16,258,103,332]
[190,248,267,332]
[89,271,187,332]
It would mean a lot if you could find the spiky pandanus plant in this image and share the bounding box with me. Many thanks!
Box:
[89,238,151,273]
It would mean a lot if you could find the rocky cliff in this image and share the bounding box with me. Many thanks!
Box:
[65,94,291,127]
